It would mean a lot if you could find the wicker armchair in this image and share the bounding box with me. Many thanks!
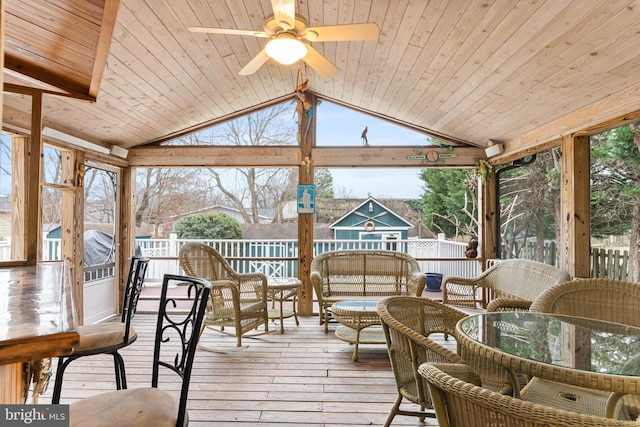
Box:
[442,258,571,312]
[530,278,640,418]
[376,296,468,426]
[178,242,269,348]
[420,363,639,427]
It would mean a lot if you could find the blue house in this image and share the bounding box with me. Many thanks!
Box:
[329,197,414,241]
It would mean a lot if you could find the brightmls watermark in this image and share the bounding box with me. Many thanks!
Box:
[0,405,68,426]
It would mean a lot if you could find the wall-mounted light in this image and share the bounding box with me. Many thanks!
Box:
[42,127,110,155]
[109,145,129,159]
[368,202,373,212]
[485,139,504,157]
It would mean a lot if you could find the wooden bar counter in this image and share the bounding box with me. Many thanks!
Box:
[0,262,79,403]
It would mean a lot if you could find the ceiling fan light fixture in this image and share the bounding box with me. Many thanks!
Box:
[265,35,307,65]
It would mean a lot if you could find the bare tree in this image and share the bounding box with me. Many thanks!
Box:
[201,102,298,223]
[135,167,214,235]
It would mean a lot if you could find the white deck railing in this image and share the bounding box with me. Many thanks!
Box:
[135,235,480,284]
[1,236,481,284]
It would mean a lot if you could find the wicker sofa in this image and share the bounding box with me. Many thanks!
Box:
[310,250,426,332]
[442,258,571,312]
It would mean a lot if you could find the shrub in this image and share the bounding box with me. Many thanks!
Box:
[174,213,242,240]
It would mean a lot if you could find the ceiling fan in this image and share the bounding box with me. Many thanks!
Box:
[188,0,380,78]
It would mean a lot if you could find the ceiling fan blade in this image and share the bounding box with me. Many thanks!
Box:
[302,44,340,79]
[305,22,380,42]
[188,27,270,38]
[239,49,270,75]
[271,0,296,30]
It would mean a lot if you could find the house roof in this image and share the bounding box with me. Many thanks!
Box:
[330,197,414,229]
[4,0,640,163]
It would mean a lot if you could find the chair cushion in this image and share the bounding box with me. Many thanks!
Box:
[70,387,183,427]
[75,323,136,353]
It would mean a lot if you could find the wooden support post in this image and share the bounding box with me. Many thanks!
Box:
[10,137,27,260]
[61,149,85,323]
[118,166,136,308]
[297,94,315,316]
[560,135,590,278]
[479,174,497,266]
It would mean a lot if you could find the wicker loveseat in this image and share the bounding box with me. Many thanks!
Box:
[310,250,426,332]
[442,258,571,312]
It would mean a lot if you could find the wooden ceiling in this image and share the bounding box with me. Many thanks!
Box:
[3,0,640,159]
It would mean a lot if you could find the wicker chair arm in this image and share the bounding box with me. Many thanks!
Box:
[442,276,484,307]
[407,272,427,296]
[486,298,532,312]
[423,362,482,387]
[233,271,267,281]
[209,279,239,289]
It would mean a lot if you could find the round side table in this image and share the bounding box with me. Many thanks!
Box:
[267,278,302,334]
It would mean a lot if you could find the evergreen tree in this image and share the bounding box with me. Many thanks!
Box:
[420,168,475,237]
[591,125,640,280]
[315,169,335,198]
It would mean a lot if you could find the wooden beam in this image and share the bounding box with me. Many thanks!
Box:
[312,146,482,168]
[89,0,121,98]
[3,83,95,101]
[297,95,315,317]
[1,0,3,129]
[128,146,301,167]
[128,145,484,168]
[4,53,96,101]
[560,134,590,278]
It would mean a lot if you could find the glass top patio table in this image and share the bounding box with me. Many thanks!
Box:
[457,311,640,418]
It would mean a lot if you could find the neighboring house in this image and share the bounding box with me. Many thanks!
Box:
[330,197,415,241]
[281,197,432,239]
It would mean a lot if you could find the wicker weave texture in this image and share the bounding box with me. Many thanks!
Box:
[530,278,640,418]
[420,363,640,427]
[530,278,640,326]
[442,258,571,310]
[310,250,426,332]
[178,242,269,347]
[376,296,467,426]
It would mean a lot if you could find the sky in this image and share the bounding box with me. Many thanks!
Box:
[316,101,427,199]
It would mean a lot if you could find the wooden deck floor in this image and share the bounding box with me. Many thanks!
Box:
[38,308,451,426]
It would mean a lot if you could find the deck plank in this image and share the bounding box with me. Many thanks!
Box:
[39,313,450,426]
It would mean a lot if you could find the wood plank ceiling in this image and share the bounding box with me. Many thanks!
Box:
[3,0,640,156]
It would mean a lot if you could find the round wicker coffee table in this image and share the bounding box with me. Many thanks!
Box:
[331,300,385,361]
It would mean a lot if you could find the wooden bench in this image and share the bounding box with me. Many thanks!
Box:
[442,258,571,312]
[310,250,426,332]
